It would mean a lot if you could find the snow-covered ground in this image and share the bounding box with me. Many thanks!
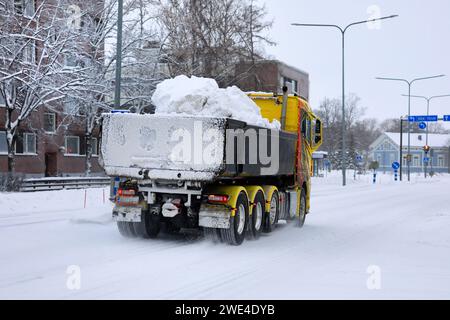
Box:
[0,172,449,300]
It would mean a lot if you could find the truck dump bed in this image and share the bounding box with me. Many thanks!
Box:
[101,113,297,181]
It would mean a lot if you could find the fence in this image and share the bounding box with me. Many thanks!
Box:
[19,176,111,192]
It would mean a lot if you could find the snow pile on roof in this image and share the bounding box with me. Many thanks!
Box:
[151,75,281,129]
[385,132,450,148]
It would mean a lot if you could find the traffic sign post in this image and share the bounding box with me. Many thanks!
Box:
[392,162,400,182]
[354,155,364,181]
[418,122,427,130]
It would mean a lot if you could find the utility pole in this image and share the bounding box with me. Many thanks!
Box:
[402,94,450,178]
[114,0,124,109]
[376,75,445,181]
[292,15,398,186]
[399,117,404,181]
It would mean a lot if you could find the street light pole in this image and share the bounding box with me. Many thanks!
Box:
[376,75,445,182]
[341,31,346,186]
[114,0,124,109]
[402,93,450,177]
[292,15,398,187]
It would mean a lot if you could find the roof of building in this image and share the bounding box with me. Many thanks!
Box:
[252,59,309,77]
[385,132,450,148]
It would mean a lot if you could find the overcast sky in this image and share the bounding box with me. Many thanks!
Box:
[262,0,450,128]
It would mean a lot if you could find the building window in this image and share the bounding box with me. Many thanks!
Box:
[25,0,34,17]
[438,156,444,167]
[0,92,5,106]
[14,0,24,14]
[64,97,79,115]
[16,132,36,154]
[43,113,56,133]
[14,0,35,17]
[0,131,7,154]
[376,154,382,166]
[64,54,78,68]
[413,156,420,167]
[65,136,80,155]
[283,77,298,94]
[66,4,82,30]
[91,137,98,155]
[23,40,36,63]
[389,153,395,165]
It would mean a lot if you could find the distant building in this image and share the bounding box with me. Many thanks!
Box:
[369,132,450,173]
[0,1,104,178]
[233,60,310,100]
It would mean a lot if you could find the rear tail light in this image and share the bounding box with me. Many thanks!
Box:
[208,194,229,204]
[118,189,135,196]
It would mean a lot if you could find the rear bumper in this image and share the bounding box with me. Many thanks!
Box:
[104,166,218,181]
[113,206,142,222]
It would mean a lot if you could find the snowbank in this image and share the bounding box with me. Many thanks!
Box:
[151,75,281,130]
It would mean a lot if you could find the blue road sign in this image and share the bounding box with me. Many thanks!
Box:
[444,115,450,122]
[424,157,430,163]
[392,162,400,170]
[408,115,438,122]
[418,122,427,130]
[356,155,363,163]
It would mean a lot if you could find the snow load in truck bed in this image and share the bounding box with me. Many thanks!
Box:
[151,75,280,130]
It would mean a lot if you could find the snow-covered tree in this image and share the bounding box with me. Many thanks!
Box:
[62,0,168,175]
[156,0,273,86]
[0,0,85,173]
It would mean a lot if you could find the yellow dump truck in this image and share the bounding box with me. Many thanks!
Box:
[100,88,322,245]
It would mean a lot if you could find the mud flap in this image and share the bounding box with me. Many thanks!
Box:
[113,206,142,222]
[198,204,231,229]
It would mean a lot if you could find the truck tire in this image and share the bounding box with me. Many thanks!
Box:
[117,221,135,238]
[298,189,307,228]
[204,228,222,243]
[132,220,147,237]
[143,213,160,239]
[263,191,279,233]
[220,192,248,246]
[247,191,264,240]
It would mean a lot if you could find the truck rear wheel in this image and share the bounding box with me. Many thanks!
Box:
[204,228,222,243]
[248,191,264,239]
[143,213,160,238]
[298,189,307,228]
[264,191,279,233]
[132,221,147,237]
[220,192,248,246]
[117,221,136,238]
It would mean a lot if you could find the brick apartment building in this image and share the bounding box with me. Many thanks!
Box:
[234,60,310,100]
[0,0,103,178]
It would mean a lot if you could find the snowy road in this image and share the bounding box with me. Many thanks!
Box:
[0,173,449,299]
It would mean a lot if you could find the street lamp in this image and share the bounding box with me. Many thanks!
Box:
[401,93,450,177]
[114,0,124,109]
[292,15,398,187]
[375,75,445,182]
